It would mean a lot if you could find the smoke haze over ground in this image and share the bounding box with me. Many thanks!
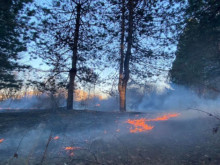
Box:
[1,84,220,114]
[0,84,220,164]
[0,110,219,164]
[137,84,220,113]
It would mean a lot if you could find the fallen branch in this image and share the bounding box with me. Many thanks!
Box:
[40,131,52,165]
[187,108,220,120]
[187,107,220,134]
[7,133,26,164]
[14,134,25,158]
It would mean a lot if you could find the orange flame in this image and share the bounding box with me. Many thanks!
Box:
[0,139,4,143]
[65,147,74,150]
[53,136,59,140]
[146,113,180,122]
[64,146,81,157]
[64,146,81,151]
[126,118,154,133]
[126,113,180,133]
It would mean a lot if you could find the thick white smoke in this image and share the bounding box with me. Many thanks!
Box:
[0,83,220,115]
[137,84,220,113]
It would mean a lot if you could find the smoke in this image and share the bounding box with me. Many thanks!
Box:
[97,83,220,114]
[0,84,220,164]
[0,96,42,109]
[0,94,66,110]
[137,84,220,113]
[0,83,220,115]
[0,109,219,164]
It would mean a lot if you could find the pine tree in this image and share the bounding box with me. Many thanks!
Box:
[0,0,33,90]
[170,0,220,95]
[104,0,184,111]
[32,0,105,109]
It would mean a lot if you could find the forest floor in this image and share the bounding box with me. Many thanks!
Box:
[0,109,220,165]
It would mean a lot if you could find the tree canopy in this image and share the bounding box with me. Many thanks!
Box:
[170,0,220,94]
[0,0,33,90]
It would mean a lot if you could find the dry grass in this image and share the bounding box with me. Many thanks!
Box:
[0,109,220,165]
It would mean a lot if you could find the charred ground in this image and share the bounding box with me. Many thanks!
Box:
[0,109,220,165]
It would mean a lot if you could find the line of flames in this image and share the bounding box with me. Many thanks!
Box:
[126,113,180,133]
[0,113,180,158]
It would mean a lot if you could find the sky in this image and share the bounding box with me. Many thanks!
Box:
[16,0,178,96]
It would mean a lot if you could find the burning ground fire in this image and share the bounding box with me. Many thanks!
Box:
[0,138,4,143]
[53,136,59,140]
[126,119,154,133]
[64,146,81,150]
[145,113,180,122]
[126,113,180,133]
[64,146,81,157]
[0,113,180,161]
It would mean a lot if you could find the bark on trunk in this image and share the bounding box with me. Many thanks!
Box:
[67,4,81,110]
[67,68,76,109]
[118,0,126,112]
[119,84,126,112]
[119,0,134,112]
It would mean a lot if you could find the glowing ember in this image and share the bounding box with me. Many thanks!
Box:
[126,113,180,133]
[126,118,154,133]
[53,136,59,140]
[65,147,74,150]
[64,146,80,151]
[0,139,4,143]
[64,146,81,157]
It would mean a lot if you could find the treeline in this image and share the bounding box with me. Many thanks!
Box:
[170,0,220,97]
[1,0,219,110]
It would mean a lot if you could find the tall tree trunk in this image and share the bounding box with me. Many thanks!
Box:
[120,0,134,112]
[118,0,126,112]
[67,4,81,109]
